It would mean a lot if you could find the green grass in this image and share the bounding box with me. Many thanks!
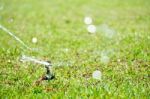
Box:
[0,0,150,98]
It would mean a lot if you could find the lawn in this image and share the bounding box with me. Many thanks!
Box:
[0,0,150,98]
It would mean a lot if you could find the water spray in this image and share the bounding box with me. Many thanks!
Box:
[0,24,35,51]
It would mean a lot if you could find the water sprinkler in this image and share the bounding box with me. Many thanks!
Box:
[20,55,55,80]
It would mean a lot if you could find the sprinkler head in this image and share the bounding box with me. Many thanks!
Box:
[43,63,55,80]
[42,73,55,80]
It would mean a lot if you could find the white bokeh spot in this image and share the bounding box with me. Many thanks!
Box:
[84,17,93,25]
[87,25,96,34]
[32,37,37,44]
[92,70,102,80]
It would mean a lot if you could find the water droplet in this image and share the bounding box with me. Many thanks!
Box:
[92,70,102,80]
[32,37,37,44]
[87,25,96,34]
[84,16,93,25]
